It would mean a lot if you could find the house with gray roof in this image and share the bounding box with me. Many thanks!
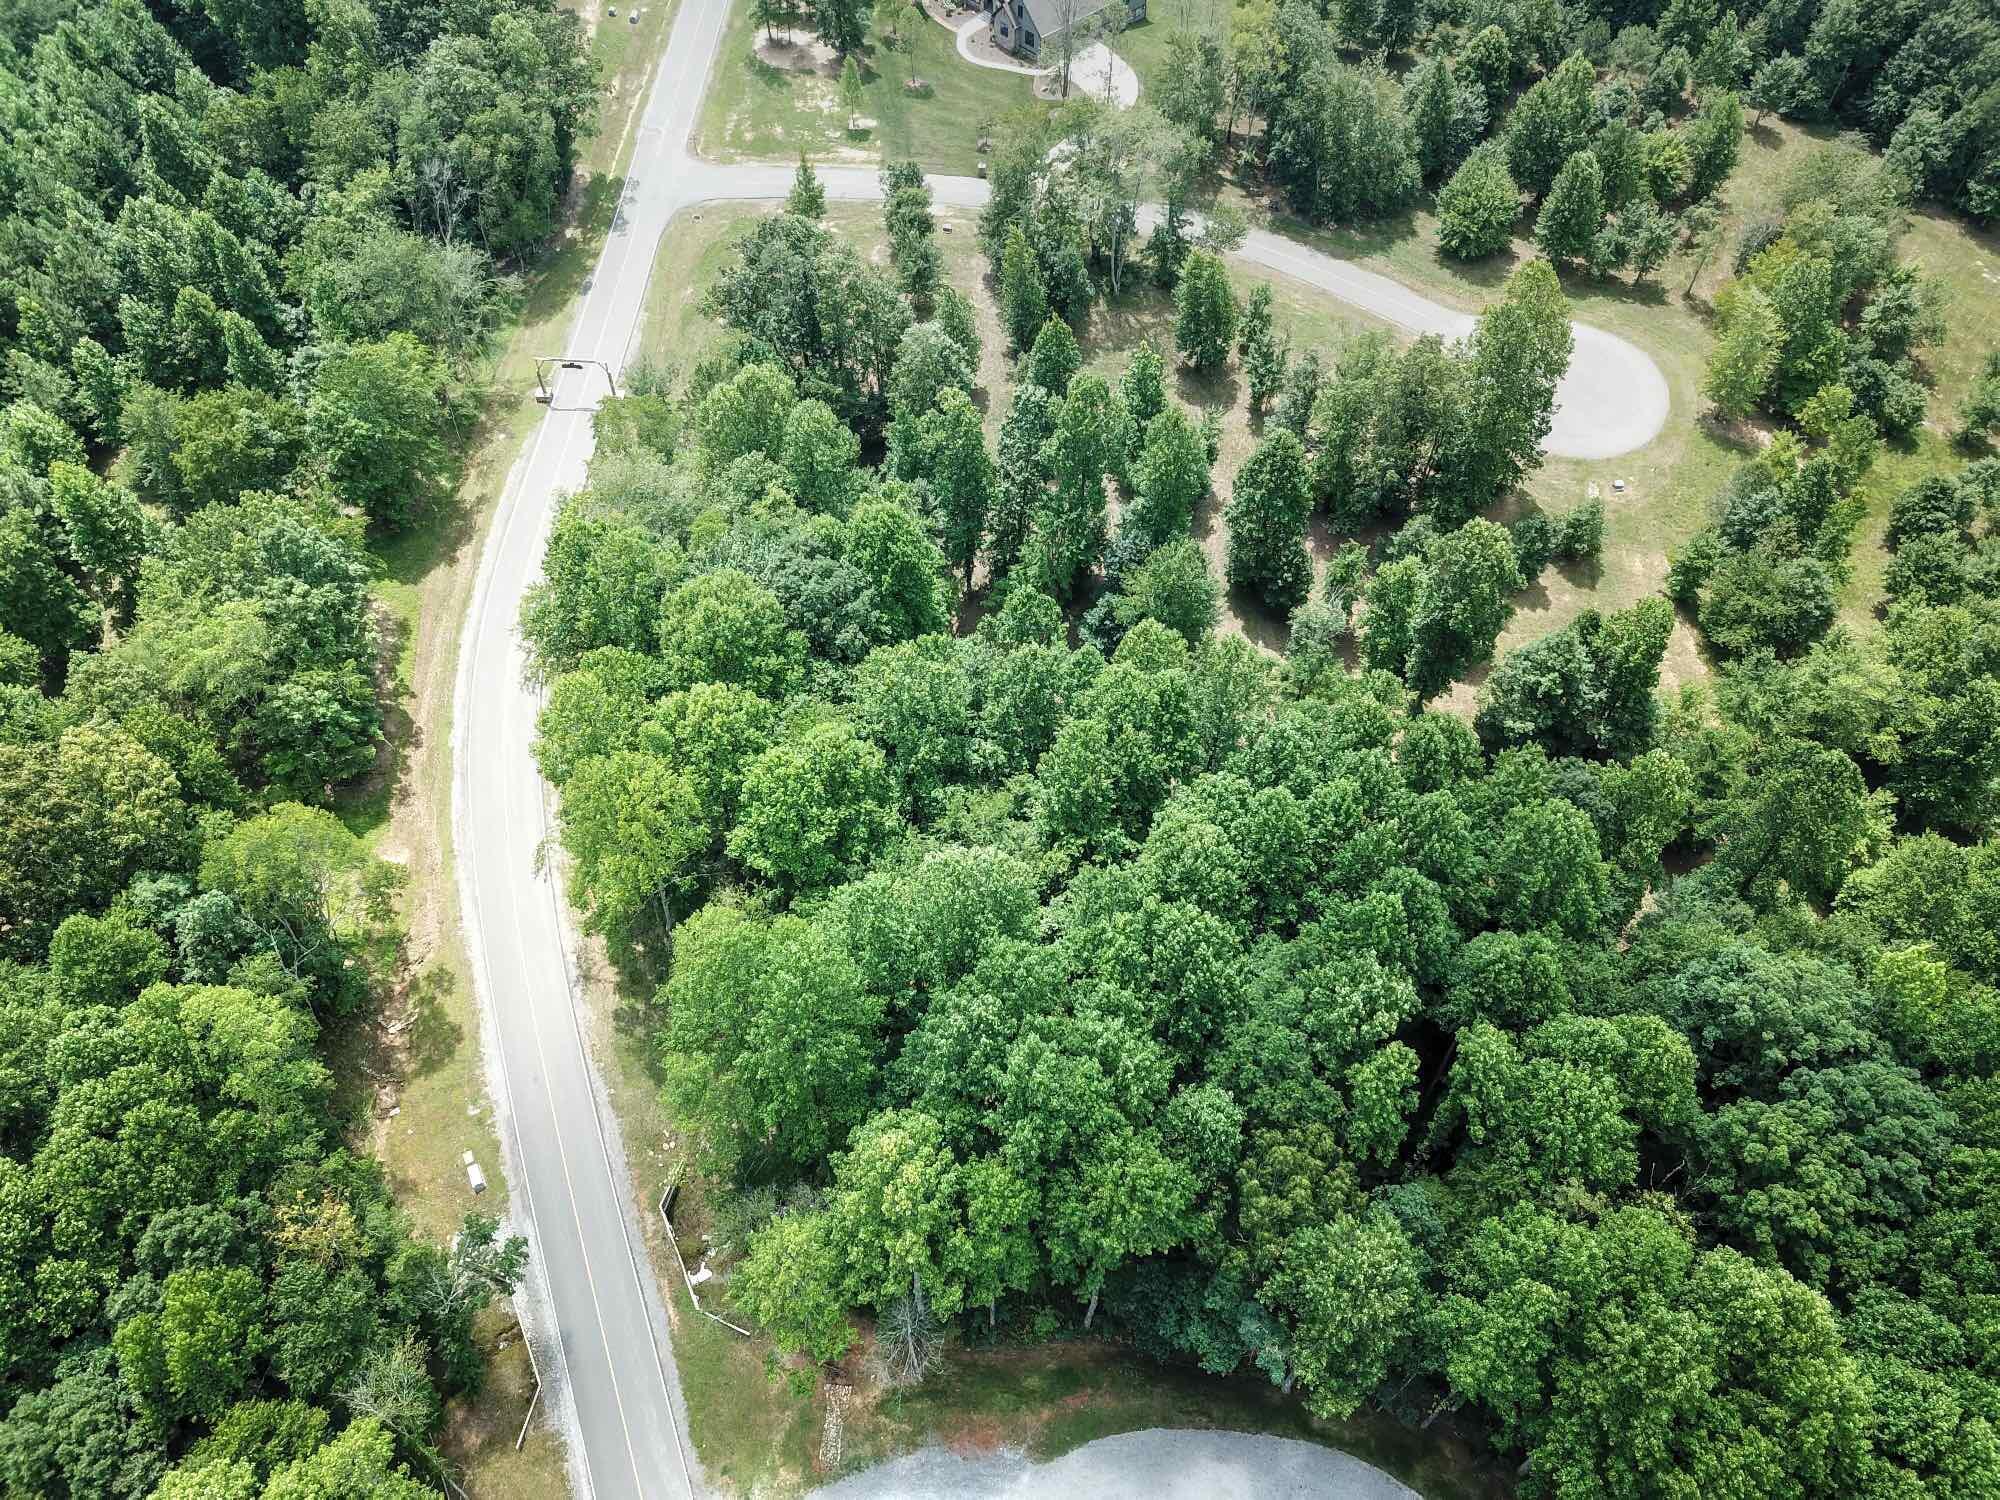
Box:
[985,0,1144,64]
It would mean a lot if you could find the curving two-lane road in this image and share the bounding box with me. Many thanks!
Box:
[451,5,1670,1497]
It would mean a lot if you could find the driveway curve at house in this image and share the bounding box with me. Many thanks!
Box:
[1067,41,1141,107]
[944,12,1143,107]
[948,11,1042,74]
[812,1429,1423,1499]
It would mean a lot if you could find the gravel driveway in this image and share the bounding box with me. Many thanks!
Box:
[812,1429,1423,1499]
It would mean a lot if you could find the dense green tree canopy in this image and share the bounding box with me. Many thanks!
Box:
[484,21,2000,1487]
[0,0,574,1482]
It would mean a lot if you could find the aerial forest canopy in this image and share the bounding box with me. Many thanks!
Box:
[0,0,587,1493]
[531,138,2000,1498]
[1175,0,2000,231]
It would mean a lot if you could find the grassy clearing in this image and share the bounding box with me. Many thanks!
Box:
[642,116,2000,701]
[319,2,680,1494]
[695,4,1040,173]
[1254,183,1740,702]
[685,0,2000,662]
[1836,202,2000,627]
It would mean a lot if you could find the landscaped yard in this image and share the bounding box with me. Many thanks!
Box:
[695,3,1044,174]
[640,188,1697,680]
[683,0,2000,700]
[638,195,1395,630]
[1212,118,1995,702]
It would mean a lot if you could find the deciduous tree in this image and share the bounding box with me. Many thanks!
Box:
[729,720,897,890]
[1534,150,1604,264]
[1436,144,1520,259]
[1000,226,1049,354]
[1225,429,1312,614]
[1174,252,1238,371]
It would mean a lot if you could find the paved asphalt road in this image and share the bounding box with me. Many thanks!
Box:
[814,1430,1423,1500]
[451,5,1672,1498]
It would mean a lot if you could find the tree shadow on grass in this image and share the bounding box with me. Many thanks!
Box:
[532,173,627,302]
[596,922,674,1085]
[1272,203,1424,262]
[1173,361,1241,415]
[404,964,466,1079]
[1075,281,1175,352]
[1515,576,1553,612]
[1224,580,1291,654]
[1696,409,1768,457]
[745,52,790,89]
[1557,265,1673,311]
[1554,552,1604,591]
[1427,240,1522,293]
[332,596,417,841]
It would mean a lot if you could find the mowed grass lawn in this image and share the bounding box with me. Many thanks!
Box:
[695,4,1042,174]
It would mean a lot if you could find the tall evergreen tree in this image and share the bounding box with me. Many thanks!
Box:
[1237,284,1287,416]
[1034,375,1118,596]
[1225,429,1313,612]
[1024,315,1082,395]
[918,387,997,584]
[1000,226,1050,355]
[1535,151,1604,265]
[814,0,868,56]
[1174,252,1238,371]
[787,156,826,218]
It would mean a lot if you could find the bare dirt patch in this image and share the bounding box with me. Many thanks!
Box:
[947,1416,1008,1456]
[756,27,840,71]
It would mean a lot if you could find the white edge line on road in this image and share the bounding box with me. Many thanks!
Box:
[452,394,597,1500]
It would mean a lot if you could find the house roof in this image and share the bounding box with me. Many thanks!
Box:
[1017,0,1119,41]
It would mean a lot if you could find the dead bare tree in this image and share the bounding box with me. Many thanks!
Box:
[873,1279,944,1386]
[417,156,468,247]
